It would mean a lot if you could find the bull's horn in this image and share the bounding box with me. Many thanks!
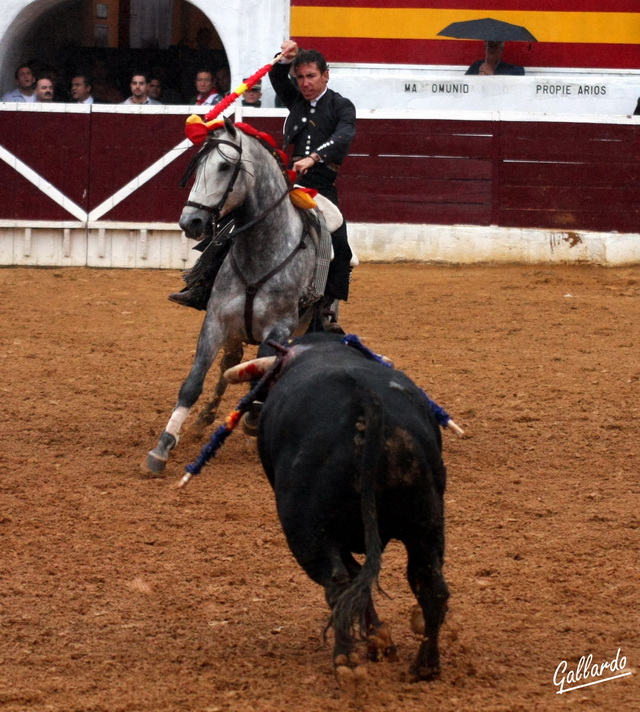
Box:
[446,420,465,438]
[224,356,277,383]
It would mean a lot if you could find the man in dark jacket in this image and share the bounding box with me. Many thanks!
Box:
[466,41,524,76]
[270,40,356,325]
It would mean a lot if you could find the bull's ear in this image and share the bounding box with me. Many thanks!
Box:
[223,115,237,138]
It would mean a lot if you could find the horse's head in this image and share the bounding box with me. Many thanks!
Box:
[179,117,247,240]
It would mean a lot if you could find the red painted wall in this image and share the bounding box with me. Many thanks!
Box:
[292,1,640,70]
[1,113,639,233]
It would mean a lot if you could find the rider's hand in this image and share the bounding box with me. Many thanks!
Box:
[280,40,299,61]
[293,156,316,175]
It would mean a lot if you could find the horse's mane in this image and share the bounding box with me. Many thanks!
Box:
[180,123,292,189]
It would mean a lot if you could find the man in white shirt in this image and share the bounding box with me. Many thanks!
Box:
[70,74,98,104]
[2,63,36,102]
[120,73,161,105]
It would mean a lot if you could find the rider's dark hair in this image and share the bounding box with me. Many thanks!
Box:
[293,49,327,74]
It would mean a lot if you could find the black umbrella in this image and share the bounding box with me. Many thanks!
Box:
[437,17,537,43]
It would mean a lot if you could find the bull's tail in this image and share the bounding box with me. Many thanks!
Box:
[331,386,384,639]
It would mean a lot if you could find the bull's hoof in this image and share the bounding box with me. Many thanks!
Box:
[409,662,441,682]
[410,646,441,682]
[367,623,398,662]
[146,432,178,474]
[335,653,367,694]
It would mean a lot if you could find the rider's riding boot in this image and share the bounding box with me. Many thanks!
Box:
[320,296,345,334]
[168,288,194,307]
[168,283,211,311]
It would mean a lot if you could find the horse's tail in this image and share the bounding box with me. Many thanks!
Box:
[331,385,384,639]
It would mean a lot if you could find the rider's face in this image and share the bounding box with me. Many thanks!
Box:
[295,62,329,102]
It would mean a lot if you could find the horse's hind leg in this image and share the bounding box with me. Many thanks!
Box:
[195,344,243,430]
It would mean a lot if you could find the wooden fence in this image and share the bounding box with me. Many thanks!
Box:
[1,108,639,234]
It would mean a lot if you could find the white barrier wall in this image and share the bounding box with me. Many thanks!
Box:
[2,221,639,268]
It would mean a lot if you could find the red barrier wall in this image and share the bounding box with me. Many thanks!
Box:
[1,112,638,233]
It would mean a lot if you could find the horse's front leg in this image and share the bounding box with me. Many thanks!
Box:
[240,316,298,436]
[261,316,299,351]
[147,320,224,474]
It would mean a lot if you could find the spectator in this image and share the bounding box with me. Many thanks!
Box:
[34,76,55,102]
[37,64,68,101]
[269,41,356,329]
[195,27,214,51]
[2,63,36,102]
[147,75,164,103]
[190,68,221,106]
[242,79,262,107]
[465,41,524,76]
[120,73,161,105]
[70,73,101,104]
[215,66,231,96]
[91,57,124,103]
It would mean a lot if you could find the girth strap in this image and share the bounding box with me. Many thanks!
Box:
[229,228,308,344]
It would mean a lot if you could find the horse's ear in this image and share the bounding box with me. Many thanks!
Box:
[223,116,237,138]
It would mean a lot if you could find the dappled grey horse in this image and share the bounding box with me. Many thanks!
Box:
[147,118,327,473]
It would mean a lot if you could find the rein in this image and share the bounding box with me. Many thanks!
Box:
[230,225,308,344]
[185,126,307,344]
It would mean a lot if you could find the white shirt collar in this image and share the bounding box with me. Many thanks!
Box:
[310,87,328,107]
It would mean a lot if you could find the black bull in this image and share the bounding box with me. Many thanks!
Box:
[229,335,449,687]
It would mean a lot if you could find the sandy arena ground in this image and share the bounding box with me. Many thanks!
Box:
[1,263,638,711]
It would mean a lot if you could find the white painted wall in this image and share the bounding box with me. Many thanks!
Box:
[1,0,639,113]
[0,0,291,96]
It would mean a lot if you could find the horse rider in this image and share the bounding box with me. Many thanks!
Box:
[269,41,356,330]
[169,42,356,331]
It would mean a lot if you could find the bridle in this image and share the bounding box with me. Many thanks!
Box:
[183,136,292,236]
[183,138,244,222]
[183,130,309,345]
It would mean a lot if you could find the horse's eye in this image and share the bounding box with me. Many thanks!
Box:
[219,163,231,172]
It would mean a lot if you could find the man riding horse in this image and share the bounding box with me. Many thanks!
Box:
[268,41,356,330]
[170,41,356,332]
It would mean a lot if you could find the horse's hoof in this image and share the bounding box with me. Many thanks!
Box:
[146,432,178,474]
[146,451,168,474]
